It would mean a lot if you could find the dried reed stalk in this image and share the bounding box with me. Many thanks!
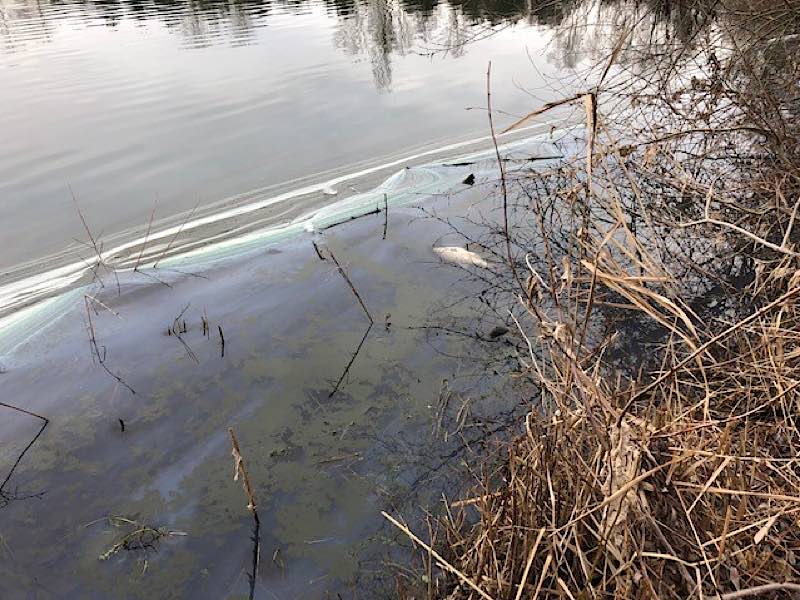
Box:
[229,428,260,600]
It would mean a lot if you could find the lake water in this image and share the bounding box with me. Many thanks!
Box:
[0,140,568,598]
[0,0,591,597]
[0,0,586,276]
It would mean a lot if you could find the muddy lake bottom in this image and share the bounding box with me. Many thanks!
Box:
[0,178,532,598]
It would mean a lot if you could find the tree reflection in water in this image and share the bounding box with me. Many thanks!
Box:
[1,0,701,90]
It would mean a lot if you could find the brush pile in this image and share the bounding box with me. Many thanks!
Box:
[389,1,800,597]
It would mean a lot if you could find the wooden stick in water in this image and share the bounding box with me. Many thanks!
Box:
[229,428,260,600]
[383,194,388,240]
[328,248,374,324]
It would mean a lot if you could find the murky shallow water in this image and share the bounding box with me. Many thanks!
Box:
[0,139,566,598]
[2,225,458,598]
[1,0,587,591]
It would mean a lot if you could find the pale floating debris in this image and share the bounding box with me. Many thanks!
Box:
[322,186,338,196]
[303,220,315,233]
[433,246,490,269]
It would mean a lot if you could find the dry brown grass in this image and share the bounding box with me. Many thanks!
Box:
[425,239,800,597]
[387,2,800,597]
[390,177,800,598]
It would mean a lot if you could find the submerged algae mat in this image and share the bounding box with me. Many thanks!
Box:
[0,203,497,598]
[0,138,565,598]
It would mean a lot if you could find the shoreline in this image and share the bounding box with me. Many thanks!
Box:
[0,119,573,327]
[0,127,572,357]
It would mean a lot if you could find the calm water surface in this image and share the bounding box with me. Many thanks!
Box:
[0,0,584,271]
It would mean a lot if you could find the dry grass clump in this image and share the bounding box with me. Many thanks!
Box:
[387,2,800,596]
[431,259,800,598]
[390,159,800,594]
[390,186,800,598]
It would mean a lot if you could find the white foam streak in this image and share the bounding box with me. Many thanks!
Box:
[0,123,572,341]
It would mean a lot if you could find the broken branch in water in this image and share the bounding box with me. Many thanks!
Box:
[329,323,372,398]
[312,240,326,261]
[152,201,200,269]
[133,199,158,272]
[327,247,374,324]
[324,245,376,396]
[71,188,122,296]
[319,206,381,232]
[383,193,388,240]
[228,428,260,600]
[84,295,136,394]
[167,303,199,363]
[201,311,209,338]
[88,515,185,574]
[0,401,49,496]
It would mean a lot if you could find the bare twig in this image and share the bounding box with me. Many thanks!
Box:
[0,402,48,493]
[229,428,260,600]
[487,61,523,293]
[84,296,135,394]
[312,240,326,261]
[327,248,374,324]
[329,324,372,397]
[383,193,389,240]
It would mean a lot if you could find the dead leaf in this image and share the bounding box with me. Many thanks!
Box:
[730,566,740,590]
[560,256,573,293]
[643,144,658,166]
[754,514,779,544]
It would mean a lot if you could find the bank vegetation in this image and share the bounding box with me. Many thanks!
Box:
[390,1,800,597]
